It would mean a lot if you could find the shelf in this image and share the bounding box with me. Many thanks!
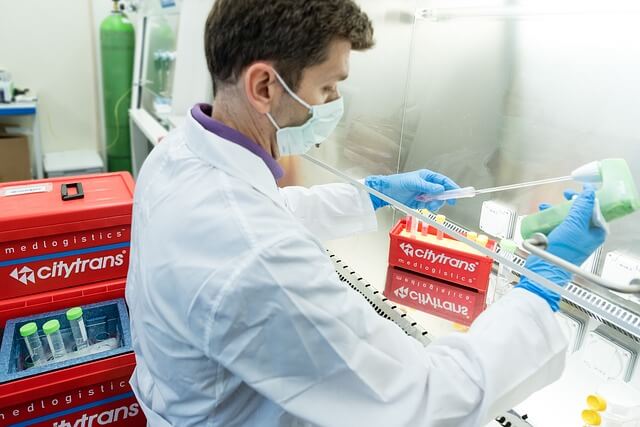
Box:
[129,108,168,147]
[0,102,36,116]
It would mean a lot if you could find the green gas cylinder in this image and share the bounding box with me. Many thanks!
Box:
[100,0,135,173]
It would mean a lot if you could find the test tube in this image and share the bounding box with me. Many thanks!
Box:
[20,322,46,367]
[435,215,446,240]
[421,221,430,236]
[419,210,431,236]
[476,235,489,248]
[466,232,478,242]
[43,320,66,359]
[586,395,607,412]
[66,307,89,351]
[410,214,419,236]
[581,409,602,427]
[405,215,413,235]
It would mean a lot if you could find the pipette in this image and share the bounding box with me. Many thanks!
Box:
[416,161,602,203]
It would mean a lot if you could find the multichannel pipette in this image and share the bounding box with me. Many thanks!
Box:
[416,161,603,203]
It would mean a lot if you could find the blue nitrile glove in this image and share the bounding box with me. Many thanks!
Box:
[364,170,460,211]
[516,187,607,311]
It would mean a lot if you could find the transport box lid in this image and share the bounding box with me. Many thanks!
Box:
[0,173,134,242]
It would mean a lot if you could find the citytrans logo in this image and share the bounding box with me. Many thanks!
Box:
[10,266,36,285]
[394,286,409,299]
[52,403,140,427]
[392,286,470,317]
[399,243,414,257]
[398,243,478,273]
[8,252,127,286]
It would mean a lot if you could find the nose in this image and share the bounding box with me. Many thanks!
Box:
[328,88,341,103]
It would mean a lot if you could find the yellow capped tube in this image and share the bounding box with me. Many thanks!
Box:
[581,409,602,426]
[435,215,446,240]
[586,395,607,412]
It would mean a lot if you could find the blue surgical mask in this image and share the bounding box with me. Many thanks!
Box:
[266,71,344,156]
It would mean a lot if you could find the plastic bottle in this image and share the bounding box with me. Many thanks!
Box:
[43,319,67,359]
[66,307,89,351]
[521,159,639,239]
[19,322,46,367]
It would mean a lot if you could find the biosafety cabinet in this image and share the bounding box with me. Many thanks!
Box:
[127,0,640,425]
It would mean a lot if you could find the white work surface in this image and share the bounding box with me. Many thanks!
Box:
[325,208,640,427]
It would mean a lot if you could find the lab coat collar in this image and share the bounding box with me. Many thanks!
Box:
[190,104,284,180]
[184,110,284,206]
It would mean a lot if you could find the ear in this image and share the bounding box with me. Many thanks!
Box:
[243,62,279,115]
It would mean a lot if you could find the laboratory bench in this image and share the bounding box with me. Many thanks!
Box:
[325,207,640,427]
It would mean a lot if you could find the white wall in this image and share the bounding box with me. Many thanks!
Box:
[0,0,102,154]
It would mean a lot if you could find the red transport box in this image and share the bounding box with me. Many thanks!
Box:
[388,217,495,292]
[0,279,145,427]
[0,173,134,300]
[384,266,487,326]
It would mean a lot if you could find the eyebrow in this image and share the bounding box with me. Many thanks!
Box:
[325,73,348,85]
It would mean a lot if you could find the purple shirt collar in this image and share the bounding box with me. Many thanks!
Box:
[190,104,284,180]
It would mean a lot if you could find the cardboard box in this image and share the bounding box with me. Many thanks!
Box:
[0,132,31,182]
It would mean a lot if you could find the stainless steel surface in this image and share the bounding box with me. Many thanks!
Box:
[524,233,640,294]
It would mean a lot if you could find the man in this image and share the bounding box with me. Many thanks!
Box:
[125,1,605,426]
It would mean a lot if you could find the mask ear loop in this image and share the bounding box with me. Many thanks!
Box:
[266,112,281,130]
[272,70,313,110]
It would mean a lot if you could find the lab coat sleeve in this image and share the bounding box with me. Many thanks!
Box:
[201,232,568,427]
[279,183,377,241]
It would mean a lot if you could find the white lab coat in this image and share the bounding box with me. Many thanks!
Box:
[125,113,568,427]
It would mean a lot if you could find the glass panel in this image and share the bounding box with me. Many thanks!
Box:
[401,0,640,256]
[295,0,418,186]
[140,13,180,128]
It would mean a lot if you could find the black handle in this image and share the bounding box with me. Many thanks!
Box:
[61,182,85,201]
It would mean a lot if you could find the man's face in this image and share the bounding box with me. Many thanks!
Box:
[274,38,351,127]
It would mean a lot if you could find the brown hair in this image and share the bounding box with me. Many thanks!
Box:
[205,0,374,94]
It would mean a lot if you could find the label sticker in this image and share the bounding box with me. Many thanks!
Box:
[1,183,53,197]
